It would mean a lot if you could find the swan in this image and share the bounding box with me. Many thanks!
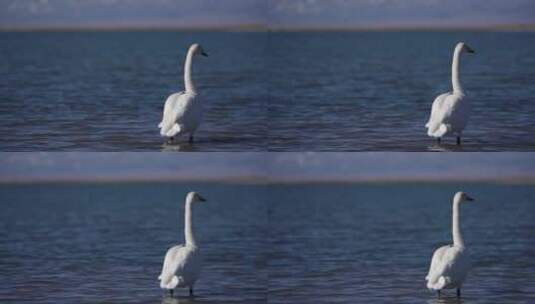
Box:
[426,191,475,298]
[425,42,475,145]
[159,43,208,143]
[159,191,206,297]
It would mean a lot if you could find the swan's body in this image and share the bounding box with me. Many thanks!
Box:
[159,44,208,143]
[426,42,475,145]
[159,91,202,139]
[426,192,475,298]
[426,244,471,291]
[159,244,201,291]
[426,93,471,140]
[159,192,206,296]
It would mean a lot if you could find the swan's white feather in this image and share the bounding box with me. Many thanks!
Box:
[159,92,183,128]
[426,244,471,290]
[426,42,474,139]
[158,92,202,137]
[426,92,470,138]
[159,244,201,290]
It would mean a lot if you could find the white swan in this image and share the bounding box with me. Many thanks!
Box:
[159,43,208,143]
[425,42,475,145]
[159,192,206,297]
[426,191,475,298]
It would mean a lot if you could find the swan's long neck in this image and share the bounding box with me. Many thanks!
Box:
[451,47,463,94]
[184,198,196,246]
[184,47,196,93]
[452,198,464,247]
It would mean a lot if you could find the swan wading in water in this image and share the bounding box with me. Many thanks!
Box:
[159,192,206,297]
[159,44,208,143]
[425,42,475,145]
[426,191,475,298]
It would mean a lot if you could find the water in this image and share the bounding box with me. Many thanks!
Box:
[266,31,535,151]
[2,31,535,151]
[1,182,534,303]
[0,183,268,303]
[0,32,268,151]
[266,183,535,303]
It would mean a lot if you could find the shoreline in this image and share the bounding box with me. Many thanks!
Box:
[1,176,534,185]
[2,24,535,33]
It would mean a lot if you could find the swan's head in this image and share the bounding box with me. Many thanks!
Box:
[186,191,207,203]
[456,42,475,54]
[454,191,475,203]
[190,43,208,57]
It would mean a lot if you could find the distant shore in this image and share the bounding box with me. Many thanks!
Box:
[2,23,535,32]
[268,24,535,32]
[0,23,266,32]
[2,175,534,185]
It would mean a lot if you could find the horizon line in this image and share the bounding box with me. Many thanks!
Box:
[2,175,534,185]
[2,23,535,32]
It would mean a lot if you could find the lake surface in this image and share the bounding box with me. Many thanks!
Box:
[0,183,268,303]
[267,31,535,151]
[266,183,535,303]
[1,182,534,303]
[0,32,268,151]
[1,32,535,151]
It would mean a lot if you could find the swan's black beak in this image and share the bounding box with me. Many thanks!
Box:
[201,51,208,57]
[466,47,475,54]
[466,195,475,201]
[198,195,207,202]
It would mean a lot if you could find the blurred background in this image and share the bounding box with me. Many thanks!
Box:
[1,0,534,31]
[1,152,535,183]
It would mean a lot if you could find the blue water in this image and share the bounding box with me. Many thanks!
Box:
[266,31,535,151]
[0,183,268,303]
[0,32,267,151]
[1,182,534,303]
[266,183,535,303]
[1,31,535,151]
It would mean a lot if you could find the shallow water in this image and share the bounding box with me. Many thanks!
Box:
[1,32,535,151]
[0,183,268,303]
[1,182,534,303]
[0,32,267,151]
[266,183,535,303]
[267,31,535,151]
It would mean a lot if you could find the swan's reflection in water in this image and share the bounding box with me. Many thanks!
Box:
[161,142,197,152]
[427,142,465,152]
[159,135,262,152]
[426,295,464,304]
[161,295,206,304]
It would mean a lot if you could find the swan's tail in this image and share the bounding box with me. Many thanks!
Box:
[160,123,182,137]
[426,276,449,291]
[427,123,450,138]
[159,275,182,290]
